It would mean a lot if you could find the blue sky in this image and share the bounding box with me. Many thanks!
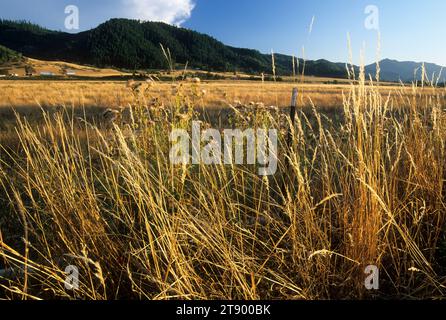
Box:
[0,0,445,65]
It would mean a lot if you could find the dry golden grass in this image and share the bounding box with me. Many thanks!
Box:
[0,73,445,300]
[0,79,439,110]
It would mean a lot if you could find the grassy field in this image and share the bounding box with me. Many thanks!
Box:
[0,77,433,108]
[0,73,446,300]
[0,80,347,110]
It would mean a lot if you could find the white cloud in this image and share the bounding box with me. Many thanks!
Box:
[123,0,195,25]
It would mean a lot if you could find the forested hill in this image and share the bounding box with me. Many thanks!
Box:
[0,19,349,77]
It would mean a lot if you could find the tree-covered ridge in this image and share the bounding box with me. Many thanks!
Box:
[0,20,53,35]
[85,19,284,72]
[0,18,350,78]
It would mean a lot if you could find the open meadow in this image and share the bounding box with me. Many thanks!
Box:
[0,73,445,300]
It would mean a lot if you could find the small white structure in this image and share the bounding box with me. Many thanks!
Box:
[40,71,54,76]
[66,70,76,76]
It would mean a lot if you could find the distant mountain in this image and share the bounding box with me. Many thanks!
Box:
[365,59,446,83]
[0,19,348,78]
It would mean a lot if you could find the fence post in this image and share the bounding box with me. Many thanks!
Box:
[281,88,298,213]
[286,88,298,165]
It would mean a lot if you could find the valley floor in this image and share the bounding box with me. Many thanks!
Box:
[0,78,433,109]
[0,77,445,300]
